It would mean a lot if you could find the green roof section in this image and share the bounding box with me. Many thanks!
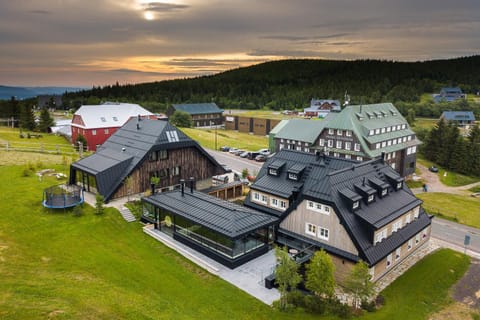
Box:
[325,103,420,158]
[275,119,327,144]
[172,103,223,115]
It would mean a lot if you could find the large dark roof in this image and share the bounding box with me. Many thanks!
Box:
[246,149,431,265]
[71,118,223,201]
[171,103,223,115]
[143,190,278,239]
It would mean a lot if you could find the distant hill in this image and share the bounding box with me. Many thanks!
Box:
[65,56,480,111]
[0,86,85,100]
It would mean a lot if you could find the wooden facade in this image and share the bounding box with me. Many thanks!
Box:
[224,115,281,136]
[112,146,223,199]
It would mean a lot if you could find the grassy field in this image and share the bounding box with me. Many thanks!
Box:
[412,117,438,130]
[0,127,76,155]
[181,127,269,151]
[0,162,474,319]
[225,109,296,120]
[417,158,480,187]
[362,249,471,320]
[417,193,480,228]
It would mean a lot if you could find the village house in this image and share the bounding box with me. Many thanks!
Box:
[244,149,432,282]
[71,102,156,151]
[166,103,223,127]
[69,118,225,202]
[440,111,476,127]
[433,87,466,103]
[303,99,341,118]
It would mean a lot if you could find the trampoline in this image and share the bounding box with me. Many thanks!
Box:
[43,184,84,209]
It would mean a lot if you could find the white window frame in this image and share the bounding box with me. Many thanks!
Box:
[271,198,279,207]
[104,129,109,134]
[344,142,351,150]
[386,253,392,268]
[261,194,268,203]
[306,223,317,236]
[392,220,402,233]
[280,200,287,209]
[346,130,352,137]
[336,140,342,149]
[415,233,420,244]
[327,140,333,148]
[353,201,359,209]
[375,128,380,135]
[328,128,334,135]
[357,156,363,161]
[337,129,343,136]
[407,239,413,251]
[381,128,386,134]
[345,154,351,159]
[375,228,387,244]
[395,247,401,260]
[318,227,329,241]
[92,129,97,136]
[413,207,420,219]
[369,129,374,136]
[375,143,380,149]
[368,194,375,203]
[406,214,411,224]
[354,143,360,151]
[319,139,325,147]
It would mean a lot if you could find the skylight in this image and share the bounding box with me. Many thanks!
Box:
[166,130,179,142]
[100,117,106,122]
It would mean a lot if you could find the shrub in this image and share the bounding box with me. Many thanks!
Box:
[361,299,376,312]
[327,298,353,319]
[95,193,105,215]
[304,295,326,314]
[72,205,83,217]
[375,294,385,307]
[22,167,33,177]
[286,290,306,308]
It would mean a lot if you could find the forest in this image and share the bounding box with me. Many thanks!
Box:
[61,56,480,113]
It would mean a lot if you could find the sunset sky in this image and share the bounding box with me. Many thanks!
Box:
[1,0,479,87]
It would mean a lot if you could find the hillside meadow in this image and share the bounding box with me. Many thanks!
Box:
[0,161,474,319]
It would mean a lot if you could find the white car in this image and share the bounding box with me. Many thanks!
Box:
[229,147,239,154]
[258,148,271,156]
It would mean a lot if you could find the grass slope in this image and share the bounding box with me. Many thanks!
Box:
[417,193,480,228]
[0,164,471,319]
[363,249,470,320]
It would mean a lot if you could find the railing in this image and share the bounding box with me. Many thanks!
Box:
[0,141,77,156]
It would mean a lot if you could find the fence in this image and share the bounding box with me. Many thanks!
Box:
[0,140,78,156]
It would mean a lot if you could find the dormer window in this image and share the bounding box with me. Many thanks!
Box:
[368,194,375,203]
[100,117,106,122]
[328,128,334,135]
[269,168,278,176]
[352,201,359,210]
[381,189,388,197]
[288,173,298,180]
[112,116,118,121]
[397,182,402,190]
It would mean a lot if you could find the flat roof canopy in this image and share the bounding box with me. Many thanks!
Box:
[143,190,278,239]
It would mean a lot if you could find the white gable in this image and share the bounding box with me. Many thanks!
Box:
[72,102,153,129]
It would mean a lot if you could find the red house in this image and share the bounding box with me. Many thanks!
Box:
[71,102,155,151]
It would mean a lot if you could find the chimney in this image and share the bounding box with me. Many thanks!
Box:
[363,177,366,186]
[381,152,385,163]
[136,123,140,130]
[180,179,185,196]
[137,114,141,121]
[189,177,195,193]
[315,151,321,161]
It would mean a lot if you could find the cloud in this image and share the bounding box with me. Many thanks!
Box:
[261,33,351,41]
[143,2,190,12]
[29,10,51,14]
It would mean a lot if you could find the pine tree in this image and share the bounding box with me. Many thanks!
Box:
[20,104,36,131]
[38,108,55,133]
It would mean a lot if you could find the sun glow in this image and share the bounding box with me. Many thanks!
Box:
[143,11,155,20]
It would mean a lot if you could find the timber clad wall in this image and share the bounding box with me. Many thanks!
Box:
[280,200,359,256]
[223,115,281,136]
[112,147,222,199]
[373,206,420,241]
[372,225,431,281]
[330,255,355,285]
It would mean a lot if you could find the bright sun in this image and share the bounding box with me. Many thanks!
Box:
[144,11,155,20]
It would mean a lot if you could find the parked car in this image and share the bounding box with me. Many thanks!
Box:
[221,164,232,173]
[234,149,245,156]
[428,166,439,173]
[258,148,271,156]
[255,154,267,162]
[220,146,230,152]
[239,151,249,158]
[229,147,239,154]
[247,152,260,160]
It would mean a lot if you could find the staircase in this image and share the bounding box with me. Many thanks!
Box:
[119,206,136,222]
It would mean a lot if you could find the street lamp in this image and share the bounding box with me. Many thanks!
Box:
[210,121,217,150]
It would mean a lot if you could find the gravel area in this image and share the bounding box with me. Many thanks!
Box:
[452,259,480,309]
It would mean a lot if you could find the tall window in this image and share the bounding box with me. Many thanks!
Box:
[345,142,351,150]
[92,130,97,136]
[354,143,360,151]
[318,227,329,241]
[386,254,392,268]
[327,140,333,147]
[395,247,401,260]
[336,140,342,149]
[375,228,387,244]
[306,223,317,236]
[319,139,325,146]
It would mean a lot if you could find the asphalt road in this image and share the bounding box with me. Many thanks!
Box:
[207,149,480,258]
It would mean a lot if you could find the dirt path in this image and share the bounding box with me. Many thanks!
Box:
[412,164,480,195]
[452,259,480,309]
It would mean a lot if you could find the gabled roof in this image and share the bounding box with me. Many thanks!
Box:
[440,87,463,94]
[324,103,420,158]
[275,119,327,144]
[143,190,278,239]
[72,102,153,129]
[171,103,223,115]
[246,149,431,265]
[441,111,475,121]
[71,118,223,201]
[269,120,289,135]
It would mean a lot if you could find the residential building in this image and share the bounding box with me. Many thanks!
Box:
[273,103,421,177]
[167,103,223,127]
[71,102,155,151]
[69,118,225,202]
[440,111,476,127]
[304,99,341,118]
[433,87,466,103]
[244,150,432,282]
[274,119,327,154]
[37,95,62,109]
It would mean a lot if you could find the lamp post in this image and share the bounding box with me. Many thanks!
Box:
[210,120,217,150]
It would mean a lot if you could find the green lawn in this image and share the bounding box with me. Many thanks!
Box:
[412,118,438,130]
[417,158,480,187]
[417,192,480,228]
[181,127,269,151]
[363,249,470,320]
[0,127,75,155]
[228,109,295,120]
[0,164,472,319]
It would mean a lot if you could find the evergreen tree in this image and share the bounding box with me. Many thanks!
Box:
[19,104,36,131]
[406,108,416,126]
[468,124,480,144]
[95,193,105,215]
[305,249,336,299]
[438,122,460,167]
[344,261,375,309]
[274,247,301,310]
[38,108,55,132]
